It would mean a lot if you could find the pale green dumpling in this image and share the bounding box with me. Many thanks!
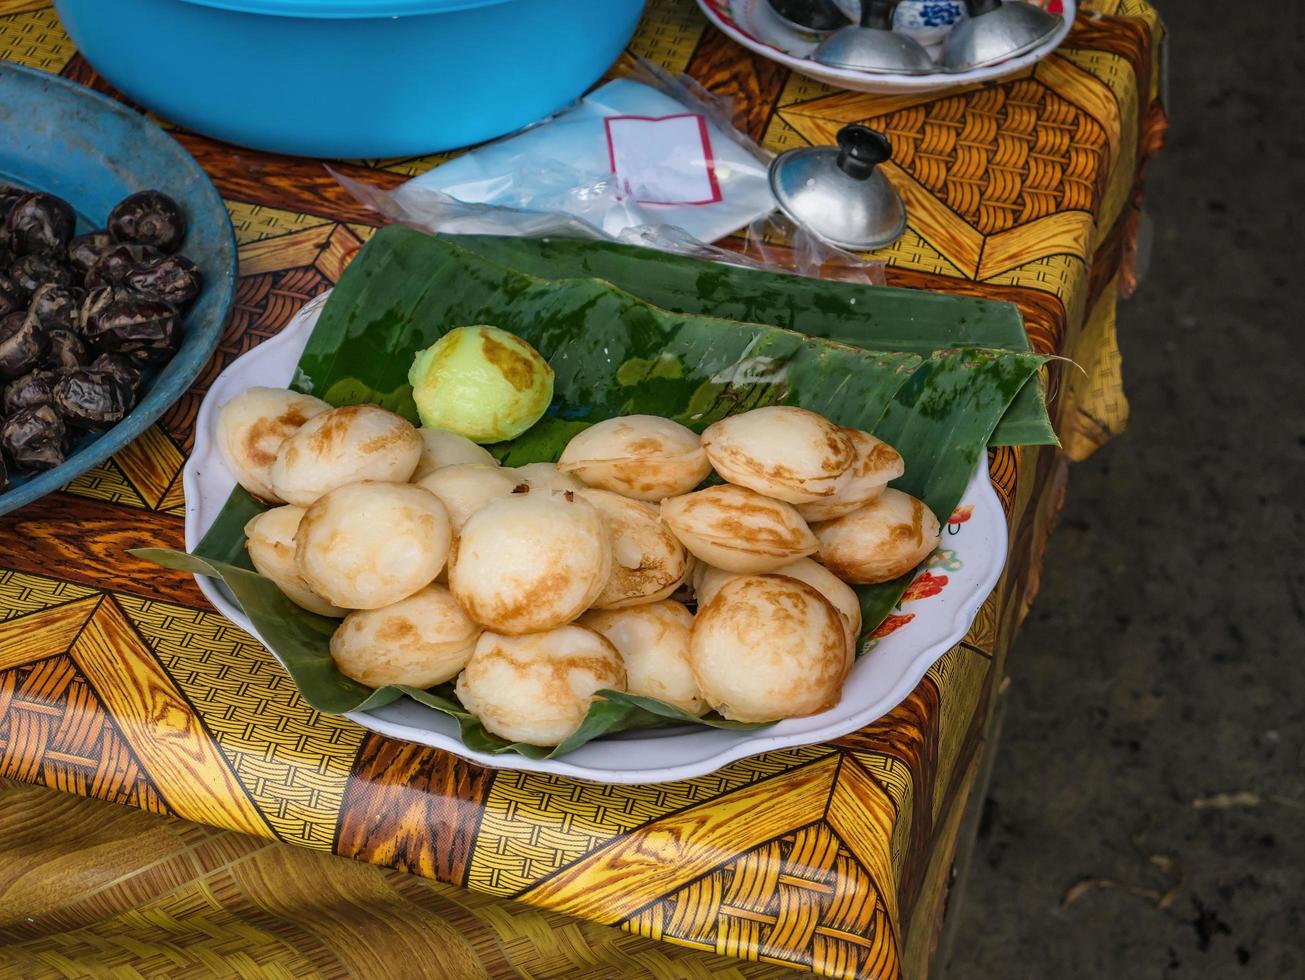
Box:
[408,325,554,444]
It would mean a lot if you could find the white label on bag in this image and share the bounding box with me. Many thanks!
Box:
[605,113,723,206]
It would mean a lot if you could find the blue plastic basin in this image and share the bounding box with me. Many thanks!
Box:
[52,0,646,158]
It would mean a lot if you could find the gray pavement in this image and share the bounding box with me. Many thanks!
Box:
[947,0,1305,976]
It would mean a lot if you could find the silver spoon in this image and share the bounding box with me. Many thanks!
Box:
[814,0,935,75]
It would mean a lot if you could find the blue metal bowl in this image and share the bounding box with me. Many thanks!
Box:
[52,0,647,158]
[0,61,236,517]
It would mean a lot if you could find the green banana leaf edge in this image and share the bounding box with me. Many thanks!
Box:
[449,233,1057,449]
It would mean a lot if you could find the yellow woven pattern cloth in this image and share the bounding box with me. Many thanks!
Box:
[0,0,1166,976]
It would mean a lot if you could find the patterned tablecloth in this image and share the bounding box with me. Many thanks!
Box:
[0,1,1166,977]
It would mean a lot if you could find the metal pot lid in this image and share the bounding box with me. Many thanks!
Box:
[941,0,1063,71]
[768,125,907,251]
[814,0,935,74]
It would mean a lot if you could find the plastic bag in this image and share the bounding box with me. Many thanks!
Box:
[335,60,886,286]
[390,65,772,245]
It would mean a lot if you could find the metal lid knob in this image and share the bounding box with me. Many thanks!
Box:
[768,124,907,251]
[835,124,892,179]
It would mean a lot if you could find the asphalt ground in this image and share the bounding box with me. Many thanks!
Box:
[948,1,1305,976]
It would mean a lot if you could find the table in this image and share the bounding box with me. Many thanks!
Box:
[0,2,1166,977]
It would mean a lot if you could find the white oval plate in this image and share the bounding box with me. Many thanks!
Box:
[696,0,1075,95]
[184,294,1008,784]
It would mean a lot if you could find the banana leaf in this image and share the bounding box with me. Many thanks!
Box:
[139,227,1047,758]
[447,234,1055,449]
